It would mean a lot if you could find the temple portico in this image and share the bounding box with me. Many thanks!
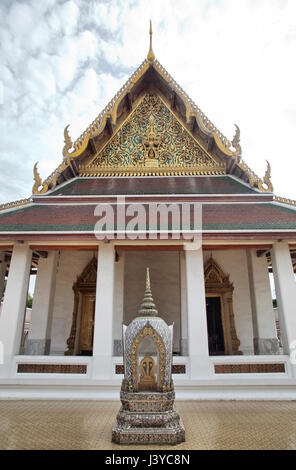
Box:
[0,238,295,399]
[0,25,296,400]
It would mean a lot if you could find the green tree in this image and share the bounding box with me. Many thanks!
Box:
[1,280,33,308]
[27,293,33,309]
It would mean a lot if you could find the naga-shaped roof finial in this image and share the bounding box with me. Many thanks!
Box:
[258,160,273,193]
[231,124,242,160]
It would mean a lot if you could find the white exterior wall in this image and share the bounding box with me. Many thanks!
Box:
[50,251,93,355]
[25,252,58,355]
[204,249,254,355]
[185,246,211,378]
[113,251,125,355]
[92,244,115,379]
[0,243,32,375]
[180,251,188,355]
[271,241,296,355]
[0,252,7,301]
[247,249,279,354]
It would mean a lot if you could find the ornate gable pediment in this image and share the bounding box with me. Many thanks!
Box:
[74,256,97,291]
[79,94,226,177]
[204,257,233,290]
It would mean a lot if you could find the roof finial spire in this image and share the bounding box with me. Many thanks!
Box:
[147,19,155,63]
[138,267,158,316]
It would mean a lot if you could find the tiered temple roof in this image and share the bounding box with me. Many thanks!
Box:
[0,23,295,241]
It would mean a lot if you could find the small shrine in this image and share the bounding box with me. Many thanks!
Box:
[112,268,185,445]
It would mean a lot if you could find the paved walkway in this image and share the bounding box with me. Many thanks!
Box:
[0,400,296,450]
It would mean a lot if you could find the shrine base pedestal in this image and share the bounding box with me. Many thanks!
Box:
[112,391,185,445]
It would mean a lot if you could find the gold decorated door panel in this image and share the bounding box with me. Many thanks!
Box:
[79,292,96,355]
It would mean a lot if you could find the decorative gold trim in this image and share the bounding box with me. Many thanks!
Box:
[62,125,90,163]
[0,197,32,212]
[215,363,285,374]
[237,159,273,193]
[79,165,226,178]
[151,60,236,157]
[74,59,150,148]
[31,38,270,191]
[231,124,242,159]
[273,195,296,207]
[258,160,273,192]
[34,45,246,192]
[71,56,236,160]
[32,162,48,195]
[17,364,87,374]
[82,93,226,177]
[32,127,90,195]
[225,291,242,355]
[130,323,167,393]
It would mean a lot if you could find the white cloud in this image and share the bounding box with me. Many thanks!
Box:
[0,0,296,203]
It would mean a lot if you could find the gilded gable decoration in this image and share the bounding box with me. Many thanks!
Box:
[204,257,231,288]
[1,21,293,209]
[80,94,226,177]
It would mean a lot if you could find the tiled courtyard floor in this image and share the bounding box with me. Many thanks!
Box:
[0,400,296,450]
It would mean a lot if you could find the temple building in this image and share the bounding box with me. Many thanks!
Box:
[0,25,296,400]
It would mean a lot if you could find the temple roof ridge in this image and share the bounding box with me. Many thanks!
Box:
[71,57,233,157]
[1,24,296,211]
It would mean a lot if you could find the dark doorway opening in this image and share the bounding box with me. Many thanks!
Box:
[206,296,225,355]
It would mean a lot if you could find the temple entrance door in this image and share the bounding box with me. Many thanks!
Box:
[206,296,225,355]
[204,257,241,355]
[79,291,96,355]
[65,257,98,356]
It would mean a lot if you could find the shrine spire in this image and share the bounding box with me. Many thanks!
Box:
[138,268,158,316]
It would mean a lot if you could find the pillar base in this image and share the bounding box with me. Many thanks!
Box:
[112,391,185,445]
[180,339,188,356]
[113,340,122,356]
[24,339,51,356]
[254,338,280,355]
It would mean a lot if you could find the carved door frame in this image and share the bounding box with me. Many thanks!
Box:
[204,257,241,355]
[65,257,97,355]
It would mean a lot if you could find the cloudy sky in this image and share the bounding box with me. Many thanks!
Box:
[1,0,296,204]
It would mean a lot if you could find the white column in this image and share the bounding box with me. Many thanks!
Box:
[25,251,58,355]
[271,241,296,355]
[92,244,115,379]
[113,251,125,356]
[0,252,7,301]
[247,249,279,354]
[185,246,211,379]
[180,251,188,356]
[0,243,32,376]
